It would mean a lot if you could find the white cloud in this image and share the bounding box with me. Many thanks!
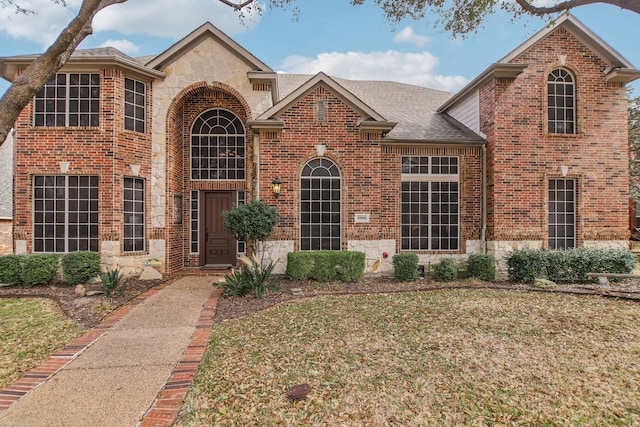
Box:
[279,50,468,92]
[0,0,82,48]
[393,26,430,48]
[93,0,262,39]
[0,0,261,48]
[99,39,140,54]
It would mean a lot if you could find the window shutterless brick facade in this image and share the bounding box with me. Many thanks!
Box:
[480,26,629,245]
[12,68,153,255]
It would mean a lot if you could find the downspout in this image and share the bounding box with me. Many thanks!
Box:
[482,144,487,254]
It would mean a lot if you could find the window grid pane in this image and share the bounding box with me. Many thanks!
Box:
[300,158,341,251]
[124,77,146,133]
[35,73,100,127]
[236,191,246,254]
[190,109,246,180]
[548,178,576,249]
[190,191,199,254]
[548,69,575,134]
[123,177,145,252]
[401,156,459,251]
[33,175,99,253]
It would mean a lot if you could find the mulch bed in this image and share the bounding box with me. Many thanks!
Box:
[2,274,639,327]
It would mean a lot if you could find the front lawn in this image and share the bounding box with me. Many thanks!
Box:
[0,298,85,389]
[178,289,640,426]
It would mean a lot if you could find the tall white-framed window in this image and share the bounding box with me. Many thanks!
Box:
[236,191,246,254]
[300,158,341,251]
[190,190,199,254]
[190,109,245,180]
[548,178,576,249]
[401,156,459,251]
[548,68,575,134]
[34,73,100,127]
[33,175,99,252]
[124,77,145,133]
[123,177,145,252]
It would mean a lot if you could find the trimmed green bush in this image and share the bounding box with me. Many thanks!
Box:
[432,258,457,282]
[506,248,637,283]
[466,254,496,281]
[20,254,59,287]
[0,254,23,285]
[61,251,101,285]
[392,253,420,281]
[506,248,547,283]
[286,251,365,283]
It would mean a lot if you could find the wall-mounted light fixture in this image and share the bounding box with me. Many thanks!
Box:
[560,165,569,177]
[130,164,141,176]
[59,161,70,174]
[272,177,282,199]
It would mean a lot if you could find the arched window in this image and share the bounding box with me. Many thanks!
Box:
[547,69,575,134]
[300,158,341,251]
[191,109,245,180]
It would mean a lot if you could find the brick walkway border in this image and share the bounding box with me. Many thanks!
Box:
[139,288,221,427]
[0,279,222,427]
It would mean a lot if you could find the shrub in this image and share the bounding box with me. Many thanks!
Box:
[286,251,365,283]
[222,200,279,254]
[217,254,278,298]
[0,254,23,285]
[20,254,59,287]
[285,252,314,280]
[506,248,547,283]
[100,266,124,296]
[392,253,420,281]
[61,251,101,285]
[432,258,457,282]
[506,248,637,283]
[466,254,496,281]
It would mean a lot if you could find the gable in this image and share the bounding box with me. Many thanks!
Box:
[251,72,396,134]
[147,22,272,73]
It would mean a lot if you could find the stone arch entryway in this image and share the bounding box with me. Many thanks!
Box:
[165,82,253,271]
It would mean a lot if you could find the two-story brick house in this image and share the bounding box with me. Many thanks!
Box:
[1,14,637,275]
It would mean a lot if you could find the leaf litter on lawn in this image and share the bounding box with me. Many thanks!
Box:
[177,289,640,426]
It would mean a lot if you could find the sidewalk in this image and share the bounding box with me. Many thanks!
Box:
[0,276,222,427]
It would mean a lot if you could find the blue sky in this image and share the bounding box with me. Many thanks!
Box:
[1,0,639,96]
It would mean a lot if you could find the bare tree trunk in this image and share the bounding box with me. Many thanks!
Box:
[0,0,127,145]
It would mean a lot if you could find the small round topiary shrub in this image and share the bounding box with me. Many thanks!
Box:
[432,258,458,282]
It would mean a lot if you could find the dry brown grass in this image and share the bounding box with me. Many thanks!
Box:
[0,298,85,389]
[178,289,640,426]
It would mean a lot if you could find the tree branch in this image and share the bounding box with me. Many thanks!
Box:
[0,0,127,145]
[514,0,640,16]
[216,0,256,10]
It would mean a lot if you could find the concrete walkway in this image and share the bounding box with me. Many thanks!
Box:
[0,276,221,427]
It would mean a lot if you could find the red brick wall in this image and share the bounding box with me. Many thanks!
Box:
[259,85,483,253]
[481,27,630,243]
[12,68,153,253]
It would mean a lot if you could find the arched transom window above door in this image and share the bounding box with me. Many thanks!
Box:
[300,158,341,251]
[191,109,245,180]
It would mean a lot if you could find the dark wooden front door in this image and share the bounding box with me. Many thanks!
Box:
[203,192,236,267]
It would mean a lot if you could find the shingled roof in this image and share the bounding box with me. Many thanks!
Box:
[277,74,484,144]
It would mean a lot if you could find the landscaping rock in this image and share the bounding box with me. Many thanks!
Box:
[74,284,86,297]
[139,266,163,281]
